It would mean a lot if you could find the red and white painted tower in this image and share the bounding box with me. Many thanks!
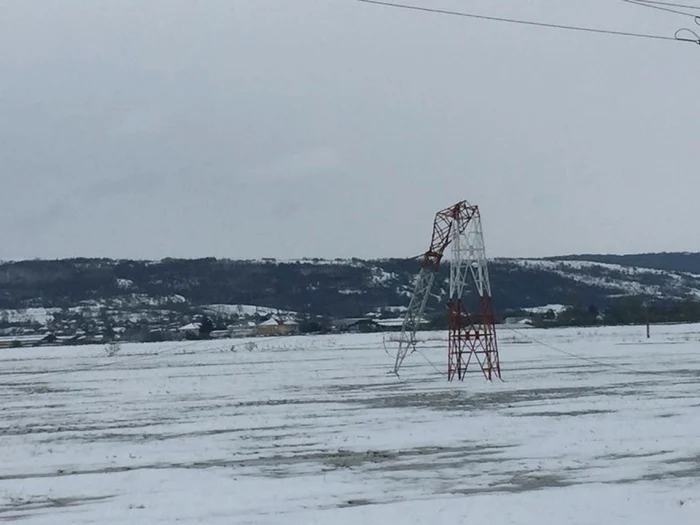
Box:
[446,202,500,381]
[394,200,501,381]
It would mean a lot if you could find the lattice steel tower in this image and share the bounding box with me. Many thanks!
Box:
[393,200,501,381]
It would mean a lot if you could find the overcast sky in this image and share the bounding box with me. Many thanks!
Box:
[1,0,699,261]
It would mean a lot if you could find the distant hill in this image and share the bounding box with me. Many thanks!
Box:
[3,254,700,332]
[548,252,700,275]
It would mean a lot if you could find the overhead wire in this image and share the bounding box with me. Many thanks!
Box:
[0,339,232,386]
[384,322,650,378]
[636,0,700,9]
[356,0,700,44]
[383,334,443,377]
[500,324,648,375]
[620,0,700,18]
[414,347,444,376]
[620,0,700,41]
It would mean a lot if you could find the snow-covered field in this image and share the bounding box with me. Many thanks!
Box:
[2,324,700,524]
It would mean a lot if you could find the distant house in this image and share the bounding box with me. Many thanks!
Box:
[504,317,533,326]
[254,317,299,337]
[178,322,201,337]
[332,318,373,331]
[332,318,381,333]
[284,319,299,335]
[348,319,380,333]
[209,329,230,339]
[375,318,407,330]
[57,334,81,345]
[334,317,421,333]
[0,336,24,349]
[0,333,57,349]
[228,321,256,338]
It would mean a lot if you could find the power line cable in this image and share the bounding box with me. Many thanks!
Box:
[620,0,700,18]
[356,0,700,44]
[633,0,700,11]
[0,339,231,386]
[500,324,648,374]
[383,334,443,377]
[415,347,444,376]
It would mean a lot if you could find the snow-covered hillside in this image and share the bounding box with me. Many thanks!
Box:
[511,259,700,299]
[5,255,700,335]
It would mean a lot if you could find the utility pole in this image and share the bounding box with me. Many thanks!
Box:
[646,305,650,339]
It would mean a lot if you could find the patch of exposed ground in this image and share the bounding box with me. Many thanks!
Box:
[346,385,657,412]
[513,409,614,417]
[0,495,113,522]
[0,444,511,482]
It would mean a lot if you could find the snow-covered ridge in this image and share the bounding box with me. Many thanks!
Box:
[520,258,700,278]
[245,258,367,267]
[6,256,700,337]
[512,259,700,298]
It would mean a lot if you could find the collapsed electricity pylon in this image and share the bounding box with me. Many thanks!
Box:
[393,200,501,381]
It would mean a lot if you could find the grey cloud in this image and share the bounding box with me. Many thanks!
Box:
[1,0,699,260]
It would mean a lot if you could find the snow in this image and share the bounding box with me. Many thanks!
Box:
[375,305,409,313]
[522,304,569,314]
[375,318,405,327]
[0,307,61,325]
[116,278,134,290]
[204,304,295,317]
[177,322,201,331]
[369,268,398,286]
[2,324,700,523]
[375,317,427,327]
[0,334,48,343]
[257,317,297,327]
[249,257,367,267]
[123,294,186,306]
[513,259,700,297]
[397,286,413,298]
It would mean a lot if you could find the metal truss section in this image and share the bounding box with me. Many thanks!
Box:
[450,208,491,299]
[393,267,435,375]
[447,205,500,381]
[447,296,500,381]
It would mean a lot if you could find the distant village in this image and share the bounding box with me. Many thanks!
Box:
[0,304,426,349]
